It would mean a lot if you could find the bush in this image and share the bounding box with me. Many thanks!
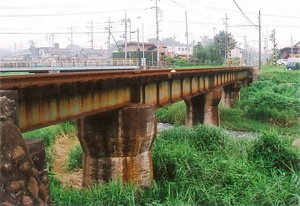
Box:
[155,101,186,126]
[249,132,300,173]
[191,125,230,151]
[67,144,83,171]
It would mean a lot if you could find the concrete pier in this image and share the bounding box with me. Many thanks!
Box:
[185,88,222,127]
[77,104,157,187]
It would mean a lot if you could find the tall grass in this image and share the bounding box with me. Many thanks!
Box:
[155,101,186,126]
[67,144,83,171]
[53,125,300,205]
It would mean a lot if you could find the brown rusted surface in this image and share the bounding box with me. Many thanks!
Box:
[171,79,181,101]
[0,67,253,90]
[222,81,243,108]
[78,104,156,187]
[182,78,191,97]
[158,81,170,106]
[144,83,158,105]
[0,67,253,132]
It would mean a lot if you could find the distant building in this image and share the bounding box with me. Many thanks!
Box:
[166,46,193,58]
[279,41,300,59]
[121,42,157,52]
[75,48,108,60]
[37,43,108,60]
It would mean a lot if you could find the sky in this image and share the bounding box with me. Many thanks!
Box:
[1,0,299,52]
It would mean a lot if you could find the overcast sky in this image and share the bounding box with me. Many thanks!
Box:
[1,0,299,51]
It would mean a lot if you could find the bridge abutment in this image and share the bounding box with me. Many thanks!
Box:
[77,104,156,187]
[0,92,52,205]
[185,88,222,127]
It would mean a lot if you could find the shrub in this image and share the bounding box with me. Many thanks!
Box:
[155,101,186,126]
[191,125,230,151]
[245,92,299,126]
[249,132,300,173]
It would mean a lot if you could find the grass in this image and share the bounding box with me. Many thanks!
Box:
[23,121,77,171]
[50,125,300,205]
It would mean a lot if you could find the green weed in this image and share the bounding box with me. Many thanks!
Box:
[52,126,300,205]
[67,144,83,171]
[155,101,186,126]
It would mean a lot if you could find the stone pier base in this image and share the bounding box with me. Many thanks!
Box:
[78,104,157,187]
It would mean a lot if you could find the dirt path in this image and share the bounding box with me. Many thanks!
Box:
[52,133,82,188]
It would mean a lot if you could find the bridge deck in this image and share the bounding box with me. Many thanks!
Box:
[0,67,253,132]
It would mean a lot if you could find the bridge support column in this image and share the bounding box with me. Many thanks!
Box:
[221,81,243,108]
[185,89,221,127]
[78,104,156,187]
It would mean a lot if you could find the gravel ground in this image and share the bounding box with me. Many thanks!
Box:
[157,123,260,139]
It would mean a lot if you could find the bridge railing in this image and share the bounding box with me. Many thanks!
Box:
[0,58,139,68]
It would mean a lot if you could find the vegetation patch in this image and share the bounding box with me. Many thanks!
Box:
[51,125,300,205]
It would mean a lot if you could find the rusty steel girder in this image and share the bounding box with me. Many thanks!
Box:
[0,67,253,132]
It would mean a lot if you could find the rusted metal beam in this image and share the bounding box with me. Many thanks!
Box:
[0,67,253,132]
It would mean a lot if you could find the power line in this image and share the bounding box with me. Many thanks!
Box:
[163,20,223,25]
[170,0,206,18]
[232,0,256,27]
[0,31,123,35]
[0,8,142,17]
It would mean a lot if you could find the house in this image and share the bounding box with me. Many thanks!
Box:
[37,43,109,60]
[122,42,157,52]
[75,48,109,60]
[166,46,193,58]
[279,41,300,59]
[38,43,72,59]
[115,41,167,64]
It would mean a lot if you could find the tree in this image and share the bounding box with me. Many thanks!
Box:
[192,31,237,65]
[200,35,213,47]
[193,42,209,64]
[213,31,237,60]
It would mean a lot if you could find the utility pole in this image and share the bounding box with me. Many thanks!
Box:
[258,10,262,70]
[221,13,228,64]
[121,11,128,59]
[228,33,232,66]
[137,27,141,67]
[87,20,94,49]
[291,36,293,55]
[106,17,113,59]
[68,27,74,49]
[138,16,145,68]
[152,0,160,67]
[51,33,55,47]
[243,34,247,65]
[185,11,189,59]
[128,19,132,42]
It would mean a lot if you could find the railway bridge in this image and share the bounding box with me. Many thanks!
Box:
[0,67,253,200]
